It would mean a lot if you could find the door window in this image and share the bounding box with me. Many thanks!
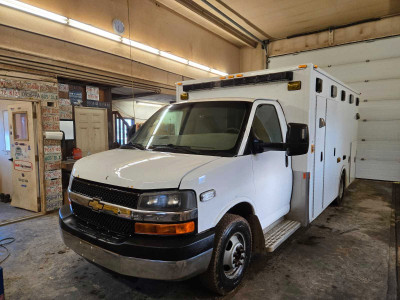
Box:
[2,110,10,151]
[13,112,28,141]
[251,105,282,143]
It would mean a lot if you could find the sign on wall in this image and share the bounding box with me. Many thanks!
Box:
[86,86,99,101]
[69,85,83,106]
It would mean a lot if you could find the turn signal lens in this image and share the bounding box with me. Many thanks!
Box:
[135,222,195,235]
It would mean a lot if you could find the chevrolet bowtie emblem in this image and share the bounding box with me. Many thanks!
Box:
[88,199,104,211]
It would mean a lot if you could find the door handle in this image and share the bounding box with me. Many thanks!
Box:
[320,152,323,161]
[8,157,13,162]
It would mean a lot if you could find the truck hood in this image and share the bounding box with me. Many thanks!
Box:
[72,149,220,190]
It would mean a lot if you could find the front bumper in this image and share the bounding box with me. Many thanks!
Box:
[59,205,214,280]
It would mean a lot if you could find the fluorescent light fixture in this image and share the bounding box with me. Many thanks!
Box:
[0,0,68,23]
[210,69,228,76]
[0,0,229,76]
[188,61,211,72]
[137,102,163,107]
[69,19,121,41]
[122,38,160,55]
[160,51,188,64]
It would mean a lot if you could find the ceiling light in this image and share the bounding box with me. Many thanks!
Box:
[160,51,188,64]
[69,19,121,41]
[137,102,163,107]
[0,0,229,76]
[0,0,68,23]
[210,68,228,76]
[122,38,160,55]
[188,61,211,72]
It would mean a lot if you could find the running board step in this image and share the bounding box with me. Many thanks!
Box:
[264,220,301,252]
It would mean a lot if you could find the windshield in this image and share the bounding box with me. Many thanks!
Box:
[127,101,251,156]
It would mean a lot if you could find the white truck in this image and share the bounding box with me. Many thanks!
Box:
[59,64,359,295]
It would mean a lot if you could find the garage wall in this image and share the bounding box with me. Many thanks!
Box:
[0,0,240,79]
[269,36,400,181]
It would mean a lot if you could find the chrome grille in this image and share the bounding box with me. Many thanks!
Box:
[71,202,135,236]
[70,178,139,209]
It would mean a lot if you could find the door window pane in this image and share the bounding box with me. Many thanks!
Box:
[2,110,10,151]
[13,112,28,141]
[252,105,282,143]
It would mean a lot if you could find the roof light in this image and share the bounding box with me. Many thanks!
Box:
[228,75,234,79]
[210,69,228,76]
[0,0,229,76]
[69,19,121,41]
[137,102,163,108]
[236,74,243,78]
[0,0,68,23]
[188,61,211,72]
[314,65,318,69]
[220,76,226,80]
[122,38,160,55]
[160,51,188,64]
[298,64,308,69]
[176,82,182,86]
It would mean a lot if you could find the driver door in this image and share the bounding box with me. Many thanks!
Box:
[250,100,293,229]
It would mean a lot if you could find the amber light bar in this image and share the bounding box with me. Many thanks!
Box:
[135,221,195,235]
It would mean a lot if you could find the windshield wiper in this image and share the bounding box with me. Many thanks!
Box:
[151,144,201,154]
[120,142,145,150]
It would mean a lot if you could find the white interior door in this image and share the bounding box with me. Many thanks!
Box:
[75,107,108,157]
[8,102,40,212]
[313,96,327,219]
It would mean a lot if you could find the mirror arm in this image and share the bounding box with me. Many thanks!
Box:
[261,142,287,151]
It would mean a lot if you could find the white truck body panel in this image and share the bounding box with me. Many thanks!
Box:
[177,64,359,230]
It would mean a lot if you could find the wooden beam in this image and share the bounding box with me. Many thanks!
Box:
[269,16,400,57]
[175,0,258,48]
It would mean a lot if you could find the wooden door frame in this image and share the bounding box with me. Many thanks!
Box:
[3,98,46,214]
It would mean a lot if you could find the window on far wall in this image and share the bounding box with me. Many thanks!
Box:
[2,110,10,151]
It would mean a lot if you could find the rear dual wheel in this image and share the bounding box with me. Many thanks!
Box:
[200,213,252,295]
[334,172,346,206]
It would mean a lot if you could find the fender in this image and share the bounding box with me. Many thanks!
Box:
[213,197,256,228]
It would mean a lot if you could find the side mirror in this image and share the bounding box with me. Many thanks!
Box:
[127,125,136,140]
[286,123,309,156]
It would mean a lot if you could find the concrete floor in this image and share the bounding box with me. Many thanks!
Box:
[0,202,38,224]
[0,179,395,299]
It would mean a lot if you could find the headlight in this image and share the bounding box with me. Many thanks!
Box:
[137,191,196,212]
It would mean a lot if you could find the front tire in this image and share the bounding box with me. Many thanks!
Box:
[200,213,252,295]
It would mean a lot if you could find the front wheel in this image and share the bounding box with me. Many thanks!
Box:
[200,213,252,295]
